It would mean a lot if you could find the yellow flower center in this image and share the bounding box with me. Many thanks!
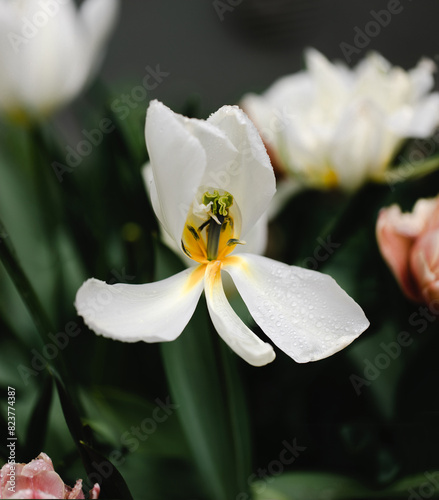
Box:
[181,189,244,264]
[322,168,339,188]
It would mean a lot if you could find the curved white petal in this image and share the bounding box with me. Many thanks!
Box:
[204,262,275,366]
[75,266,205,343]
[65,0,119,96]
[224,254,369,363]
[142,161,165,231]
[408,58,436,100]
[207,106,276,238]
[388,93,439,138]
[80,0,119,57]
[145,100,207,245]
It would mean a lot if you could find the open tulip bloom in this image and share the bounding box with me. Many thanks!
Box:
[75,100,369,366]
[242,49,439,192]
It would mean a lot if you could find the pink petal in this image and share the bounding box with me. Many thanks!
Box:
[89,483,100,499]
[410,230,439,305]
[376,206,422,301]
[32,471,66,499]
[22,454,54,476]
[66,480,85,499]
[2,476,33,499]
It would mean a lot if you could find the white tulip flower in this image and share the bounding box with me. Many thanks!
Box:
[75,100,369,367]
[0,0,119,122]
[242,49,439,192]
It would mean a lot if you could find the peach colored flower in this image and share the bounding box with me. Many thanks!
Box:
[0,452,99,499]
[376,195,439,304]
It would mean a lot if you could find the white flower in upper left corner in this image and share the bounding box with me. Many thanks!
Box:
[0,0,119,122]
[75,100,369,367]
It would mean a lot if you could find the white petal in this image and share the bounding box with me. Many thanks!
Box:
[73,0,119,92]
[207,106,276,239]
[330,100,389,190]
[80,0,119,55]
[75,266,205,343]
[145,100,207,245]
[142,162,201,267]
[408,58,436,100]
[388,93,439,138]
[305,48,349,103]
[141,161,166,233]
[224,254,369,363]
[204,262,275,367]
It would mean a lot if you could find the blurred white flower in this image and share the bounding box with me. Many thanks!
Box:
[75,100,369,367]
[242,49,439,192]
[0,0,119,122]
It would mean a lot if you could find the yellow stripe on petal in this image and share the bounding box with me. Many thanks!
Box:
[184,264,207,293]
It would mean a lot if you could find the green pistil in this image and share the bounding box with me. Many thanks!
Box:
[206,215,224,261]
[202,190,233,217]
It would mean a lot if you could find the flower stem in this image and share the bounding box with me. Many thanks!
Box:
[0,217,52,342]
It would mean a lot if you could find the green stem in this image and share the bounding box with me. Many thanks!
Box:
[0,218,52,343]
[217,338,253,498]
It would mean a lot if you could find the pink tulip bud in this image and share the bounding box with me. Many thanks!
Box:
[0,453,99,499]
[376,195,439,305]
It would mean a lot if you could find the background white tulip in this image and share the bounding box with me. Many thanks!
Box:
[0,0,119,122]
[242,49,439,192]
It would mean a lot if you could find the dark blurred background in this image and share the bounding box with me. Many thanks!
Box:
[100,0,439,116]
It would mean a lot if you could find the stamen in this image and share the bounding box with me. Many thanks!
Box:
[227,238,246,246]
[186,224,199,241]
[198,219,210,232]
[181,240,192,258]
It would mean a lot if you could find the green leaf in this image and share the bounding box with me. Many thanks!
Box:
[23,375,53,461]
[252,472,368,500]
[381,154,439,187]
[79,386,189,459]
[252,471,439,499]
[79,441,133,500]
